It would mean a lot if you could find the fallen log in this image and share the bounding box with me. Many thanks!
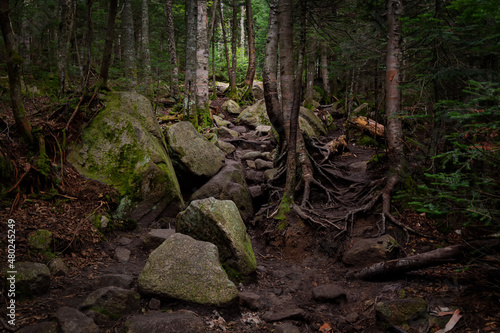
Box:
[349,116,385,137]
[348,239,500,280]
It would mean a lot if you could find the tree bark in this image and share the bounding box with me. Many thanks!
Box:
[195,0,209,120]
[165,0,179,97]
[262,0,284,142]
[0,0,33,145]
[304,35,316,109]
[229,0,238,97]
[207,0,218,43]
[184,0,198,126]
[241,0,256,100]
[122,0,137,90]
[99,0,117,89]
[141,0,151,90]
[56,0,70,96]
[218,0,232,92]
[320,42,330,103]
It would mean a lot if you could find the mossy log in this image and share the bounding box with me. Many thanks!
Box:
[349,116,385,137]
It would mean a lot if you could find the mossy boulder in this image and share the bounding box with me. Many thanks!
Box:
[375,298,428,329]
[299,107,326,137]
[190,160,253,221]
[80,286,141,320]
[138,233,238,306]
[8,262,50,298]
[67,92,184,226]
[222,99,242,115]
[28,229,53,251]
[165,121,225,179]
[176,197,257,277]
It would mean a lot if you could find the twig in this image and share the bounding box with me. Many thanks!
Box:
[64,94,85,131]
[7,164,31,193]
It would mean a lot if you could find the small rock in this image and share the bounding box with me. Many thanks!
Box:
[262,151,273,161]
[242,151,264,160]
[343,235,399,267]
[375,297,428,328]
[312,284,347,302]
[345,312,359,323]
[245,169,264,183]
[18,321,58,333]
[275,322,301,333]
[143,229,175,250]
[125,310,206,333]
[93,274,134,289]
[261,307,304,322]
[117,237,132,245]
[11,262,51,298]
[246,160,256,169]
[264,168,278,182]
[148,298,161,310]
[239,291,261,310]
[28,229,52,251]
[213,114,232,127]
[255,125,272,136]
[55,306,99,333]
[86,309,110,325]
[217,140,236,155]
[218,126,239,139]
[248,185,263,198]
[114,246,131,263]
[232,125,248,133]
[222,99,241,115]
[80,286,141,320]
[255,159,273,170]
[349,161,368,173]
[48,257,68,276]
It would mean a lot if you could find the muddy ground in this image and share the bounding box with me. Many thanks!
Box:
[0,96,499,333]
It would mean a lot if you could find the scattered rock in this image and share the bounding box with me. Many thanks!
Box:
[125,310,206,333]
[242,151,265,160]
[239,291,261,310]
[246,160,256,169]
[80,286,141,319]
[343,234,399,267]
[248,185,263,199]
[93,274,134,289]
[148,298,161,310]
[255,125,272,136]
[349,161,368,173]
[245,169,264,183]
[86,309,111,326]
[9,262,50,298]
[138,233,238,306]
[236,99,270,128]
[17,321,58,333]
[216,126,239,139]
[166,121,225,178]
[48,257,68,276]
[255,158,273,170]
[264,168,278,182]
[143,228,175,250]
[217,140,236,155]
[54,306,99,333]
[261,307,305,322]
[213,114,232,127]
[114,246,131,263]
[28,229,52,251]
[117,237,132,245]
[312,284,347,302]
[176,197,257,276]
[222,99,241,115]
[375,297,428,328]
[275,322,301,333]
[190,161,254,222]
[67,91,184,227]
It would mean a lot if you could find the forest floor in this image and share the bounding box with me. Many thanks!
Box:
[0,95,499,332]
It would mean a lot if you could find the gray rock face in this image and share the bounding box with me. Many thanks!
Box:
[176,197,257,276]
[10,262,50,298]
[67,92,184,226]
[343,234,399,267]
[190,160,254,221]
[143,228,175,250]
[80,286,141,319]
[125,311,206,333]
[138,233,238,306]
[312,284,347,302]
[166,121,225,178]
[54,307,99,333]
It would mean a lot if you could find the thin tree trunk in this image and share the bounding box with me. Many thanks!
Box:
[122,0,137,90]
[279,0,296,199]
[262,0,284,142]
[195,0,209,119]
[0,0,33,145]
[56,0,69,96]
[320,42,330,104]
[304,35,316,109]
[184,0,198,126]
[229,0,238,96]
[243,0,256,92]
[207,0,218,43]
[165,0,179,97]
[141,0,151,90]
[240,4,245,50]
[99,0,117,89]
[218,0,232,91]
[83,0,94,90]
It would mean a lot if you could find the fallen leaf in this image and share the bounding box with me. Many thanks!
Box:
[319,322,332,333]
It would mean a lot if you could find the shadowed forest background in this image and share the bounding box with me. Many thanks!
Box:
[1,0,500,332]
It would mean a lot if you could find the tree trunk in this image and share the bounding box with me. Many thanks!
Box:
[0,0,33,145]
[241,0,255,101]
[304,35,316,109]
[320,42,331,104]
[240,5,245,50]
[56,0,69,96]
[207,0,218,43]
[195,0,209,121]
[83,0,94,90]
[218,0,232,93]
[99,0,117,89]
[141,0,151,90]
[184,0,198,126]
[165,0,179,97]
[122,0,137,90]
[262,0,284,142]
[279,0,297,198]
[229,0,238,97]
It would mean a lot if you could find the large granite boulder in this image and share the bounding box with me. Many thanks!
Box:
[176,197,257,276]
[190,160,253,221]
[165,121,225,179]
[138,233,238,306]
[67,92,184,226]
